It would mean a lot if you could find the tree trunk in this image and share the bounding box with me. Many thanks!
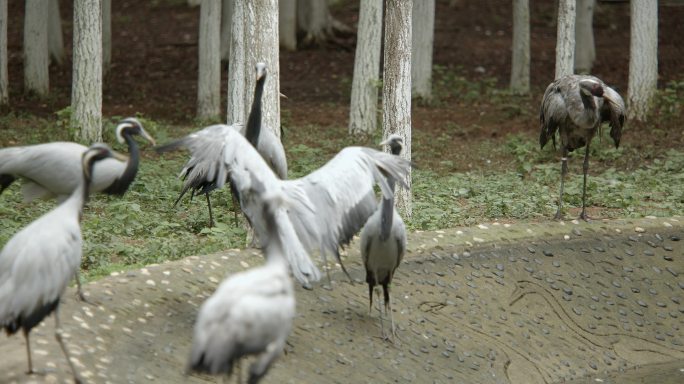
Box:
[349,0,383,136]
[72,0,103,143]
[0,0,8,105]
[555,0,576,79]
[48,0,65,66]
[197,0,221,120]
[279,0,297,51]
[102,0,111,74]
[574,0,595,74]
[411,0,434,100]
[227,0,246,126]
[297,0,333,45]
[510,0,530,94]
[628,0,657,122]
[24,0,49,96]
[245,0,280,138]
[383,0,412,218]
[220,0,232,61]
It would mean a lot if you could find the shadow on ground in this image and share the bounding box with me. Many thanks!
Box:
[1,217,683,383]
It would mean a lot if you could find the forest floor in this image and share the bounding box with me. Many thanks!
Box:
[1,0,684,383]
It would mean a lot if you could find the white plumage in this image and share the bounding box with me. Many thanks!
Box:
[159,126,411,287]
[0,117,155,202]
[0,143,127,383]
[188,185,296,383]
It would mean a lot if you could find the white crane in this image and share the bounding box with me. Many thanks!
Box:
[167,62,287,227]
[188,179,296,383]
[360,134,407,340]
[0,143,127,384]
[540,75,625,220]
[158,127,411,288]
[0,117,156,202]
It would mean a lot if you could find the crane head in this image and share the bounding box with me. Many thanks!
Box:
[579,79,604,98]
[380,134,404,156]
[116,117,156,146]
[81,143,127,182]
[256,62,267,82]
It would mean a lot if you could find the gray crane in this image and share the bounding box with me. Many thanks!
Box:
[539,74,625,220]
[0,117,156,202]
[168,62,287,227]
[0,143,127,384]
[360,134,407,340]
[188,179,296,383]
[158,127,411,287]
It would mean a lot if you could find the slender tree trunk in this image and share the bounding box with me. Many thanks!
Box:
[279,0,297,51]
[574,0,595,74]
[0,0,8,105]
[197,0,221,120]
[411,0,434,100]
[220,0,232,61]
[246,0,280,138]
[297,0,333,45]
[349,0,383,136]
[628,0,657,122]
[227,0,246,126]
[24,0,49,96]
[510,0,530,94]
[102,0,111,74]
[555,0,576,79]
[383,0,412,218]
[48,0,65,66]
[72,0,103,143]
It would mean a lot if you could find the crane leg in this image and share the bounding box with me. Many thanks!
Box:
[205,193,215,228]
[231,192,240,228]
[54,305,83,384]
[555,147,569,220]
[580,144,591,221]
[22,329,35,375]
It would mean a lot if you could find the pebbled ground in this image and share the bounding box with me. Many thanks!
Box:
[1,216,683,384]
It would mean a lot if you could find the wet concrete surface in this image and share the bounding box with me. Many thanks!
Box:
[1,216,682,383]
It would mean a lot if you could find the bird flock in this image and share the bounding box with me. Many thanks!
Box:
[0,66,625,383]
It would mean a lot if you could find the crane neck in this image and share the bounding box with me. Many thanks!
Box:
[62,165,92,222]
[379,178,396,241]
[103,132,139,195]
[245,76,266,146]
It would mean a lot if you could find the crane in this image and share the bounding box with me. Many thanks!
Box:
[168,62,287,227]
[188,178,296,383]
[157,127,411,288]
[539,75,625,220]
[0,143,127,384]
[360,134,407,340]
[0,117,155,202]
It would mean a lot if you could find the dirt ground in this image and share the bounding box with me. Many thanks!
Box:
[0,216,682,384]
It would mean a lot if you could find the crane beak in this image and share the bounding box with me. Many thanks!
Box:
[140,128,157,146]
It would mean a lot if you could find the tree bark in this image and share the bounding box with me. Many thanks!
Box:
[279,0,297,51]
[102,0,111,74]
[555,0,575,79]
[48,0,65,66]
[0,0,8,105]
[220,0,232,61]
[24,0,49,96]
[574,0,595,74]
[628,0,657,122]
[510,0,530,94]
[197,0,221,120]
[245,0,280,138]
[349,0,383,136]
[383,0,412,218]
[411,0,434,100]
[72,0,103,143]
[227,0,246,126]
[297,0,333,45]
